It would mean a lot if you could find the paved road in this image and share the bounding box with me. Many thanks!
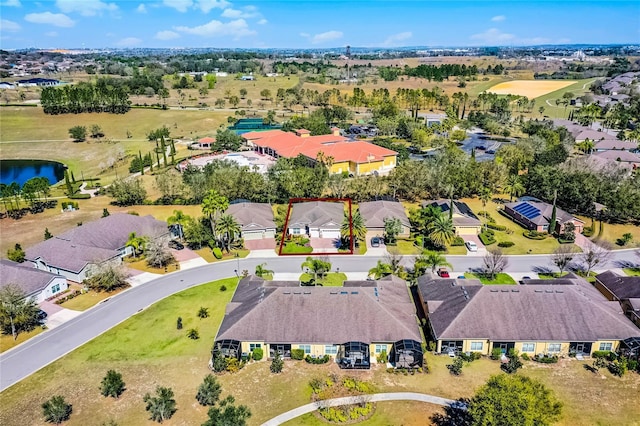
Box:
[261,392,462,426]
[1,250,637,392]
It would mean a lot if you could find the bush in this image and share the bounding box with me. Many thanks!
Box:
[451,236,465,246]
[582,226,594,237]
[270,353,284,373]
[252,348,263,361]
[521,353,530,361]
[608,357,628,377]
[487,222,507,231]
[477,211,495,223]
[491,348,503,360]
[305,354,330,364]
[197,307,209,318]
[523,230,547,240]
[68,193,91,199]
[212,247,223,259]
[220,285,227,292]
[459,352,482,362]
[447,357,464,376]
[187,328,199,339]
[61,201,79,210]
[592,351,611,359]
[376,350,388,363]
[479,232,496,245]
[501,356,523,374]
[498,241,515,248]
[291,349,305,360]
[534,354,559,364]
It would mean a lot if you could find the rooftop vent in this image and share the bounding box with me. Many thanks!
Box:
[304,291,311,294]
[351,291,358,295]
[283,291,291,294]
[293,291,302,294]
[330,291,338,295]
[490,289,499,292]
[511,289,520,292]
[545,290,554,293]
[535,290,543,293]
[340,291,348,295]
[555,290,564,293]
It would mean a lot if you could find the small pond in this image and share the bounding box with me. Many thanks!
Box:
[0,159,66,187]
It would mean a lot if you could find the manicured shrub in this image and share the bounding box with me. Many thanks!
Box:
[270,353,284,373]
[447,357,464,376]
[187,328,199,339]
[68,193,91,199]
[491,348,503,360]
[534,354,559,364]
[220,285,227,292]
[212,247,223,259]
[459,351,482,362]
[487,222,507,231]
[521,353,530,361]
[291,349,305,360]
[582,226,594,237]
[523,230,547,240]
[197,307,209,318]
[376,350,388,363]
[608,357,628,377]
[451,236,465,246]
[479,232,496,245]
[252,348,263,361]
[498,241,515,248]
[592,351,611,359]
[305,354,330,364]
[501,356,523,374]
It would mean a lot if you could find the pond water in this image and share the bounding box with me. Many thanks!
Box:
[0,159,66,187]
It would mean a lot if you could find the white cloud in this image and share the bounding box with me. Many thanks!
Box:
[136,4,147,13]
[163,0,193,12]
[116,36,142,47]
[174,18,256,38]
[0,19,21,32]
[470,28,515,44]
[257,18,267,25]
[56,0,118,16]
[25,12,75,28]
[155,30,180,40]
[382,31,412,47]
[45,31,58,37]
[1,0,21,7]
[491,15,506,22]
[308,30,343,44]
[222,7,260,19]
[196,0,230,13]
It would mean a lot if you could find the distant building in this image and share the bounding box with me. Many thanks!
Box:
[16,78,61,87]
[240,75,254,81]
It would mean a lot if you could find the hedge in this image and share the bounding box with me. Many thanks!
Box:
[487,222,507,231]
[497,241,515,248]
[68,193,91,199]
[252,348,263,361]
[479,232,496,245]
[523,230,546,240]
[558,238,575,244]
[212,247,223,259]
[451,236,465,246]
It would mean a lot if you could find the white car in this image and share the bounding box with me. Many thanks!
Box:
[465,241,478,252]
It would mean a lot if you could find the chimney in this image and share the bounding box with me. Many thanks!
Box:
[331,126,341,136]
[296,129,310,138]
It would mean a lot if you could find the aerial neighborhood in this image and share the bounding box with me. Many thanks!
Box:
[1,3,640,425]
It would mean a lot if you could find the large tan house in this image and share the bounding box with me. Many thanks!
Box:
[243,129,397,176]
[416,273,639,357]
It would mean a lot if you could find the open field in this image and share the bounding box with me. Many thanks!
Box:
[488,80,576,98]
[532,78,598,119]
[2,277,639,425]
[576,214,640,250]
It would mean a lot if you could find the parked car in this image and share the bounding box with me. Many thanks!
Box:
[437,267,450,278]
[36,309,48,322]
[370,237,382,248]
[168,240,185,250]
[465,241,478,252]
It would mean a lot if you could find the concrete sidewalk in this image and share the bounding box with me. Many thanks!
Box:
[45,309,82,330]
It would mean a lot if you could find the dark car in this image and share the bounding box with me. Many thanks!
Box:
[168,240,185,250]
[371,237,382,248]
[36,309,48,322]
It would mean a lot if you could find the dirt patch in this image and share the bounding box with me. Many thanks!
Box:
[488,80,576,98]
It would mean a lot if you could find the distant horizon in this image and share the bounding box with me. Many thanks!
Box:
[1,1,638,51]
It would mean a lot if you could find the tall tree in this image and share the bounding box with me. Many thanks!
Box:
[215,214,241,252]
[42,395,72,425]
[483,248,508,280]
[300,256,331,283]
[0,284,40,339]
[341,210,366,247]
[419,251,453,274]
[143,386,177,423]
[549,190,558,235]
[504,175,525,202]
[201,190,229,241]
[125,232,147,258]
[167,210,190,241]
[383,217,403,244]
[427,214,455,248]
[579,241,612,276]
[552,245,575,275]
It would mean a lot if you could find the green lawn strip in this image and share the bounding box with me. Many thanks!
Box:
[358,243,367,255]
[299,272,347,286]
[465,272,516,285]
[60,288,125,311]
[0,327,44,354]
[446,245,467,255]
[531,78,597,119]
[283,242,313,254]
[193,248,249,263]
[623,268,640,277]
[390,239,422,255]
[536,272,568,280]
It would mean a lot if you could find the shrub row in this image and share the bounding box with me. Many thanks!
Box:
[477,211,496,223]
[487,222,507,231]
[523,230,547,240]
[305,354,330,364]
[291,349,305,360]
[68,193,91,199]
[55,289,81,305]
[497,241,515,248]
[459,351,483,362]
[61,201,80,210]
[582,226,595,237]
[534,355,559,364]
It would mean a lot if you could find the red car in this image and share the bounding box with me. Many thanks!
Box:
[437,268,450,278]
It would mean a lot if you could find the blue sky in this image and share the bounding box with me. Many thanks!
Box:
[0,1,638,50]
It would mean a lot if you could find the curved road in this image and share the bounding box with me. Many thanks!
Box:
[1,250,637,392]
[261,392,462,426]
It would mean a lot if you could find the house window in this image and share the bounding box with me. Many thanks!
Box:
[599,342,613,351]
[522,343,535,352]
[249,343,261,351]
[51,283,61,294]
[325,345,337,355]
[548,344,561,353]
[299,345,311,354]
[470,342,483,351]
[292,228,300,235]
[375,344,387,354]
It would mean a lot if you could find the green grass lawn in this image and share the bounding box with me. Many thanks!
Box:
[299,272,347,286]
[60,288,126,311]
[537,272,569,280]
[282,242,313,254]
[391,239,422,255]
[531,78,598,120]
[465,272,516,285]
[624,268,640,277]
[576,215,640,250]
[0,327,44,354]
[194,247,249,263]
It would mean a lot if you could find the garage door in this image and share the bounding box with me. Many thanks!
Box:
[320,229,341,239]
[456,226,480,235]
[242,231,264,240]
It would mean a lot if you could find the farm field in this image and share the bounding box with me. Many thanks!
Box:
[1,278,639,426]
[487,80,576,98]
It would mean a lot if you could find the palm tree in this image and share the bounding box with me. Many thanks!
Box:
[255,263,274,279]
[422,251,453,273]
[504,175,525,202]
[427,214,455,248]
[125,232,147,258]
[201,190,229,240]
[143,386,177,423]
[368,260,392,279]
[167,210,190,240]
[300,256,331,283]
[215,214,241,252]
[341,210,367,247]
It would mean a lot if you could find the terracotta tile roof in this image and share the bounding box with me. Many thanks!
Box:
[242,130,287,140]
[198,137,215,143]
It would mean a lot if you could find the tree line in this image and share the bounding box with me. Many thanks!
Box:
[41,78,131,114]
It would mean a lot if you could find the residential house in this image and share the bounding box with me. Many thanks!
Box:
[16,78,61,87]
[226,202,276,240]
[502,200,584,234]
[416,274,639,357]
[25,214,169,282]
[0,259,68,303]
[358,200,410,238]
[594,139,638,152]
[595,271,640,328]
[422,200,482,235]
[243,129,397,176]
[212,275,423,369]
[592,150,640,168]
[574,129,608,143]
[288,201,343,239]
[195,137,215,150]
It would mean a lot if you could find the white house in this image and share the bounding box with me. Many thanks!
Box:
[0,259,68,303]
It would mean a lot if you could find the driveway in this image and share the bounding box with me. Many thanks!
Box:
[461,234,487,256]
[310,237,339,252]
[245,238,276,250]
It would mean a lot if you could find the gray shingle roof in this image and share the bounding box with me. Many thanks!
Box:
[288,201,343,229]
[216,275,421,344]
[422,200,482,227]
[595,139,638,151]
[593,150,640,163]
[25,214,168,272]
[418,275,639,342]
[0,259,64,297]
[226,202,276,232]
[359,200,410,229]
[504,200,580,226]
[596,271,640,299]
